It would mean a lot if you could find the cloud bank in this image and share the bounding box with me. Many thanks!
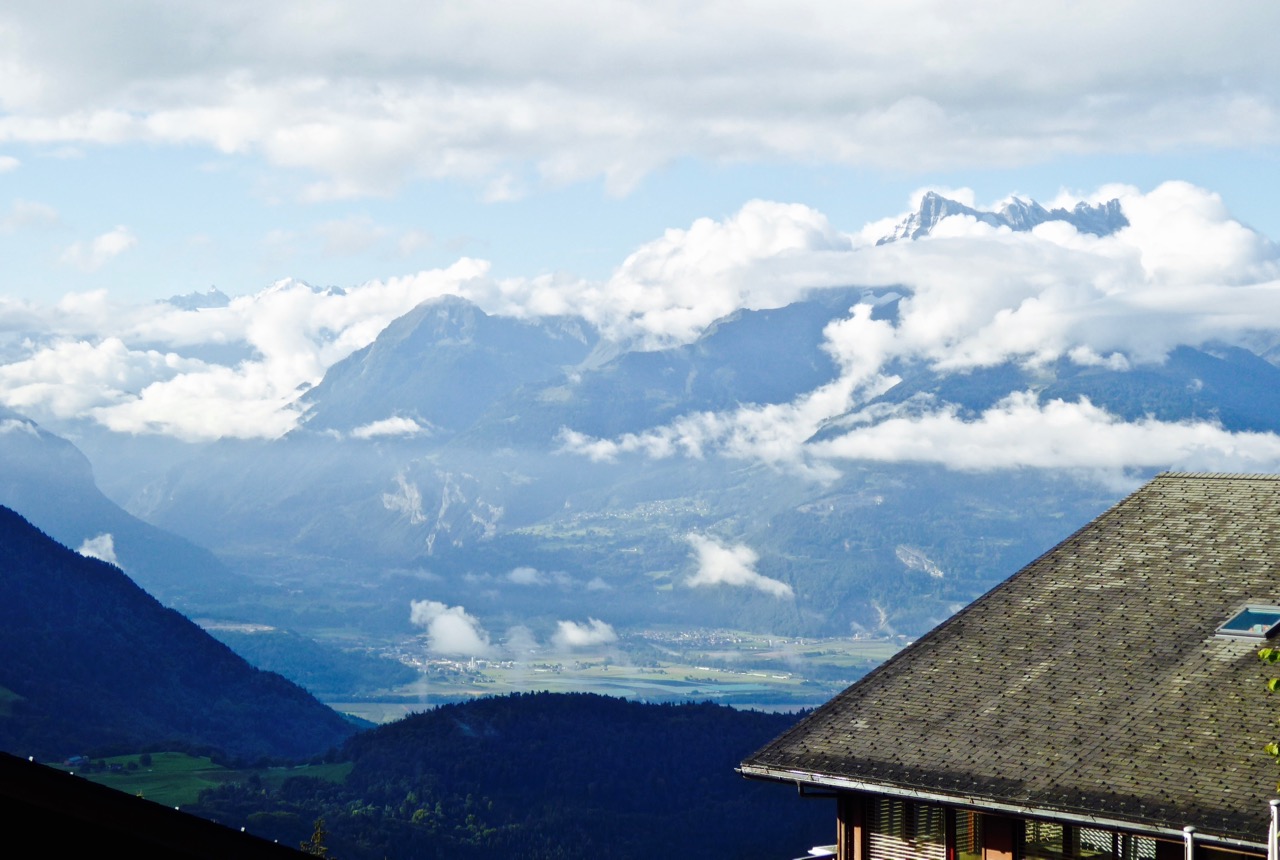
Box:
[4,180,1280,483]
[0,3,1276,197]
[562,182,1280,477]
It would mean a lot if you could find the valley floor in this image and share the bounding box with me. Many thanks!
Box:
[329,628,902,723]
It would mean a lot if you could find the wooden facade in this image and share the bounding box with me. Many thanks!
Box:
[828,794,1252,860]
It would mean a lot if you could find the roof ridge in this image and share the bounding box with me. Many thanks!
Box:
[1157,471,1280,481]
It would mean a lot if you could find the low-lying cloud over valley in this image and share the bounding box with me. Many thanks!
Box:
[3,182,1280,478]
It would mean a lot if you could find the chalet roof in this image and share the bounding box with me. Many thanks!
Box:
[742,472,1280,849]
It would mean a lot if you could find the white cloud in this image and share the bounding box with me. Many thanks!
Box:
[77,533,117,565]
[0,259,492,439]
[813,393,1280,474]
[2,4,1276,197]
[0,199,59,232]
[0,338,204,418]
[60,226,137,272]
[550,618,618,649]
[6,181,1280,468]
[507,566,546,586]
[0,155,18,172]
[502,624,541,658]
[409,599,493,657]
[685,533,794,599]
[351,416,427,439]
[562,182,1280,477]
[0,418,39,436]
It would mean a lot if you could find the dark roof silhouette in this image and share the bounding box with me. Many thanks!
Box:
[0,751,307,858]
[742,472,1280,849]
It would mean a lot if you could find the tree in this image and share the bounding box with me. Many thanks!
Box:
[1260,647,1280,789]
[300,817,334,858]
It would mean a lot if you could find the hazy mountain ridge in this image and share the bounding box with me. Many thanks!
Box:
[0,505,355,760]
[5,189,1268,644]
[0,405,250,608]
[94,278,1130,640]
[298,294,599,437]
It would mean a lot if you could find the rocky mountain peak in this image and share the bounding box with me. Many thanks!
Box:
[877,192,1128,245]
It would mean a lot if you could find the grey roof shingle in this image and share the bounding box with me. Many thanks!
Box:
[742,473,1280,846]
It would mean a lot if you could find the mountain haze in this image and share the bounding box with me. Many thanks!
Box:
[9,188,1274,648]
[0,505,355,760]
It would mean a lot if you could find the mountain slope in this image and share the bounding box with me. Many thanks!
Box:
[297,295,598,437]
[190,692,829,859]
[0,505,356,760]
[0,406,249,608]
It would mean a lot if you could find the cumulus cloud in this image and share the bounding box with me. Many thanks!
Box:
[550,618,618,649]
[562,182,1280,477]
[409,599,493,657]
[77,533,117,565]
[351,416,427,439]
[60,226,137,271]
[0,338,205,418]
[1,4,1276,197]
[7,180,1280,472]
[0,258,492,439]
[685,534,794,599]
[0,155,18,172]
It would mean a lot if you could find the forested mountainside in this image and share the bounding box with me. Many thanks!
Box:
[0,505,355,761]
[191,692,829,859]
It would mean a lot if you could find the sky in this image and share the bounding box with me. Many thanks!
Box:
[3,2,1280,475]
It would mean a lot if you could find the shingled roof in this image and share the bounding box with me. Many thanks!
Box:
[741,472,1280,849]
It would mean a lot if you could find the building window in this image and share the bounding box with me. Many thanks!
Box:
[1025,821,1066,860]
[1216,605,1280,639]
[955,810,983,860]
[870,799,946,860]
[1022,821,1159,860]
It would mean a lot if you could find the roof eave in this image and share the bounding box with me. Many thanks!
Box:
[737,763,1268,853]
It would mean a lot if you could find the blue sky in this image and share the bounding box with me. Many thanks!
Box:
[5,1,1280,477]
[2,2,1278,305]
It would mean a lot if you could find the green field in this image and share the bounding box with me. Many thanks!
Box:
[52,752,351,807]
[332,631,902,723]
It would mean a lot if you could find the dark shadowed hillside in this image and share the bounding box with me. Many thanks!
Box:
[192,692,831,859]
[0,506,356,761]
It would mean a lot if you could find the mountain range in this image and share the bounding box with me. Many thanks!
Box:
[0,190,1266,651]
[875,190,1128,243]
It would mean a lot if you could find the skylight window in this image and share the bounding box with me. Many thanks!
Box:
[1216,605,1280,639]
